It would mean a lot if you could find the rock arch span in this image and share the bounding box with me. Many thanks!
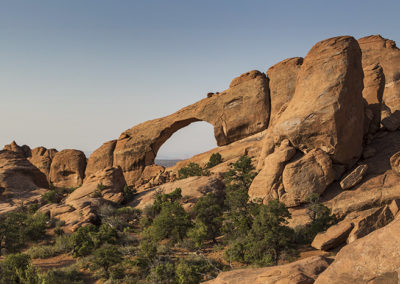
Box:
[86,70,270,184]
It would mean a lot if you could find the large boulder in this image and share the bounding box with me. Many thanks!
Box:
[315,218,400,283]
[28,147,58,181]
[311,220,354,251]
[49,149,87,188]
[205,256,331,284]
[112,70,270,185]
[281,149,335,207]
[85,140,116,178]
[248,140,296,202]
[358,35,400,131]
[339,164,368,190]
[268,36,365,166]
[267,57,303,124]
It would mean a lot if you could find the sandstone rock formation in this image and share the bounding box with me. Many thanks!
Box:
[315,218,400,283]
[267,57,303,124]
[28,146,58,181]
[49,149,87,188]
[3,141,31,157]
[281,149,335,207]
[205,256,331,284]
[359,35,400,131]
[390,150,400,175]
[267,36,364,167]
[311,220,354,251]
[339,164,368,190]
[107,70,269,184]
[85,140,116,177]
[248,139,296,203]
[0,150,48,194]
[41,167,126,233]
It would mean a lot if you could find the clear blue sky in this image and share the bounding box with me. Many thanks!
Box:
[1,0,399,159]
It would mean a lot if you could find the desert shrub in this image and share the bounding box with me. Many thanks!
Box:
[42,190,60,204]
[146,262,176,284]
[122,185,136,203]
[225,200,296,266]
[27,235,73,259]
[71,225,100,257]
[0,253,39,283]
[295,193,337,244]
[205,153,223,169]
[187,221,208,249]
[175,255,222,284]
[92,245,123,279]
[38,265,84,284]
[0,210,48,255]
[98,204,141,231]
[178,162,209,179]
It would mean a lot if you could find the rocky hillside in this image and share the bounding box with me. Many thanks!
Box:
[1,34,400,283]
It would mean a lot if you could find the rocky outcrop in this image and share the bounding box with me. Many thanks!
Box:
[311,220,354,251]
[390,151,400,175]
[29,147,58,181]
[205,256,331,284]
[0,150,48,194]
[3,141,31,158]
[110,70,269,185]
[49,149,87,188]
[85,140,116,178]
[267,57,303,124]
[249,140,296,202]
[315,218,400,283]
[281,149,335,207]
[359,35,400,131]
[266,36,364,167]
[132,175,225,211]
[41,167,126,233]
[339,164,368,190]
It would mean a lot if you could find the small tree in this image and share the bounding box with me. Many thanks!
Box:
[205,153,223,169]
[92,245,122,278]
[0,253,39,283]
[178,163,209,179]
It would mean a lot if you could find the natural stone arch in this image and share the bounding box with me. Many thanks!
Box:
[87,70,270,185]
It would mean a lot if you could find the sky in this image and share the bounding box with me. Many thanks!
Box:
[1,0,400,159]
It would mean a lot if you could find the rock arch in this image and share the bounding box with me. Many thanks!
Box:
[87,70,271,185]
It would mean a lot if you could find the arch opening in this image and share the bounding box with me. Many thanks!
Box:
[155,121,218,167]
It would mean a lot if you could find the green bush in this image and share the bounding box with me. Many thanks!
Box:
[42,190,60,204]
[27,235,73,259]
[0,253,39,283]
[92,245,122,278]
[38,265,84,284]
[178,162,209,179]
[205,153,223,169]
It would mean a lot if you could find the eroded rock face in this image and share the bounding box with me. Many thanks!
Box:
[0,150,48,194]
[270,36,364,166]
[3,141,31,158]
[49,149,87,188]
[111,70,270,185]
[85,140,116,177]
[205,256,331,284]
[281,149,335,207]
[390,151,400,175]
[359,35,400,131]
[248,140,296,202]
[315,218,400,284]
[29,147,58,181]
[267,57,303,125]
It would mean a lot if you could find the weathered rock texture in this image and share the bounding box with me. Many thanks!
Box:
[270,36,365,166]
[0,150,48,194]
[205,256,331,284]
[267,57,303,124]
[281,149,335,207]
[311,220,354,251]
[49,149,87,188]
[315,218,400,283]
[339,164,368,190]
[28,147,58,181]
[85,140,116,177]
[109,70,269,184]
[3,141,31,158]
[359,35,400,131]
[249,140,296,202]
